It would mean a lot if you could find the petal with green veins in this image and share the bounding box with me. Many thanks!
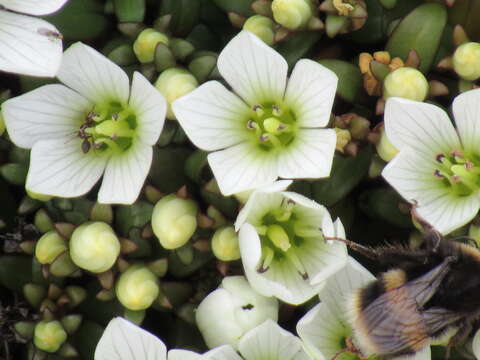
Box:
[2,84,91,148]
[95,317,167,360]
[0,11,62,76]
[284,59,338,128]
[173,81,251,151]
[58,42,130,104]
[27,138,107,198]
[452,88,480,155]
[277,128,336,179]
[98,143,152,204]
[384,98,460,158]
[129,72,167,146]
[217,31,287,106]
[0,0,68,15]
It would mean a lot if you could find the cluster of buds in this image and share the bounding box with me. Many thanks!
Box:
[333,113,371,156]
[227,0,324,44]
[437,25,480,92]
[319,0,367,38]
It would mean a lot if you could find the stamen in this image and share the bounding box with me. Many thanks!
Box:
[285,251,308,280]
[252,104,264,117]
[258,246,274,273]
[294,222,322,238]
[272,105,283,117]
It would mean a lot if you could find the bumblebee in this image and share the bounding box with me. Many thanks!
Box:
[328,219,480,359]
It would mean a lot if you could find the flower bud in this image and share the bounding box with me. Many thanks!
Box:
[69,222,120,273]
[376,125,398,162]
[211,226,240,261]
[33,320,67,353]
[453,42,480,81]
[155,68,198,120]
[271,0,313,30]
[133,28,169,63]
[243,15,275,45]
[116,265,159,310]
[383,67,429,101]
[35,231,67,265]
[151,194,198,250]
[196,276,278,349]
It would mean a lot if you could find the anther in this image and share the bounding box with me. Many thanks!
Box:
[435,153,446,163]
[434,170,445,178]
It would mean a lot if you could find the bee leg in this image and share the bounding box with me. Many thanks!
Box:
[410,203,443,252]
[323,237,380,259]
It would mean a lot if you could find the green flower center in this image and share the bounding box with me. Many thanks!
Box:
[433,150,480,196]
[77,101,137,155]
[254,198,322,278]
[246,103,297,152]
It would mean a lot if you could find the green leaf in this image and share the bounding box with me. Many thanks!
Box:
[386,3,447,73]
[149,147,192,193]
[275,32,321,68]
[317,59,363,102]
[115,201,153,237]
[210,0,254,16]
[114,0,145,22]
[0,256,32,292]
[358,188,411,228]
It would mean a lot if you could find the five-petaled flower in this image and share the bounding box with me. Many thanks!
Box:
[235,181,347,305]
[0,0,69,77]
[382,89,480,234]
[2,43,167,204]
[173,30,338,196]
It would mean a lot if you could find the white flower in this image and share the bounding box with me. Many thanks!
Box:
[2,42,167,204]
[235,180,347,305]
[195,276,279,349]
[382,89,480,234]
[95,317,202,360]
[173,31,337,196]
[0,0,69,76]
[297,257,431,360]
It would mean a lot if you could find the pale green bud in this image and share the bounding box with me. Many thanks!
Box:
[211,226,240,261]
[33,320,67,353]
[35,231,67,265]
[69,222,120,273]
[0,113,4,136]
[271,0,313,30]
[155,68,198,120]
[376,125,398,162]
[151,194,198,250]
[383,67,429,102]
[453,42,480,81]
[243,15,275,45]
[133,28,169,63]
[116,265,159,310]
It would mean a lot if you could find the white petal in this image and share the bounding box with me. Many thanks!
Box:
[284,59,338,128]
[0,11,62,77]
[129,72,167,146]
[382,149,480,234]
[297,303,351,360]
[473,328,480,360]
[234,181,292,231]
[58,42,130,104]
[27,139,107,198]
[452,88,480,154]
[278,129,336,179]
[98,143,152,204]
[0,0,68,15]
[239,223,323,305]
[319,257,375,317]
[168,350,202,360]
[208,143,278,196]
[95,317,167,360]
[384,97,460,158]
[172,81,251,151]
[204,345,243,360]
[2,84,91,148]
[239,320,309,360]
[414,191,480,235]
[217,31,287,106]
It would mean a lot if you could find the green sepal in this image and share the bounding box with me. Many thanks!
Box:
[114,0,145,23]
[160,0,202,36]
[155,43,177,72]
[1,163,27,185]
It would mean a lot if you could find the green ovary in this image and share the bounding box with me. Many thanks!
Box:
[78,101,137,155]
[254,199,322,278]
[246,103,298,152]
[434,150,480,196]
